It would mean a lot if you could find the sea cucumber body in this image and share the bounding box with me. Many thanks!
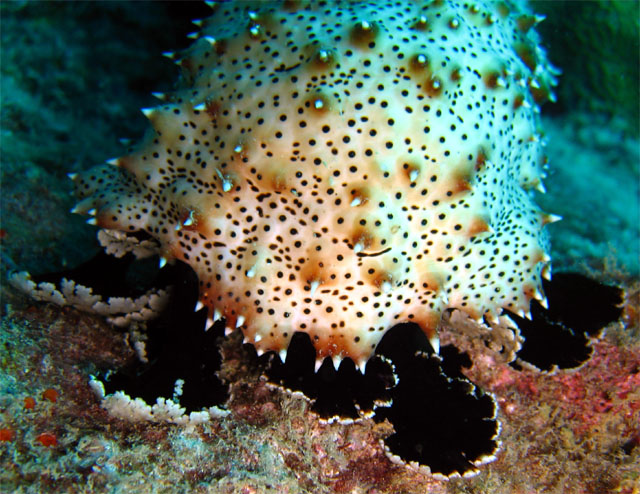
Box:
[72,0,557,368]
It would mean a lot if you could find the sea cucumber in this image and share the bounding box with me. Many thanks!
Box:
[70,0,558,371]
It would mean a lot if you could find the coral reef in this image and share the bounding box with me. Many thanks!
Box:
[1,276,638,493]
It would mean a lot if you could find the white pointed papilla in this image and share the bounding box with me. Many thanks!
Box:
[215,168,233,192]
[213,308,222,322]
[204,317,214,331]
[535,181,546,194]
[429,332,440,354]
[309,280,320,296]
[355,357,367,374]
[141,107,155,119]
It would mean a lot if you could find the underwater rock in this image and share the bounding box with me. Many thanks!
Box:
[70,0,558,372]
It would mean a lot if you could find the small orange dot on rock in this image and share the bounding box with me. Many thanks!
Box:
[36,432,57,447]
[42,388,58,403]
[24,397,36,410]
[0,428,15,442]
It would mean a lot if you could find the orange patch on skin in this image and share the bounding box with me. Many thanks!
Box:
[178,209,202,232]
[484,71,503,89]
[463,306,482,321]
[448,159,476,195]
[299,254,327,289]
[267,169,289,192]
[475,148,488,171]
[529,80,551,104]
[529,248,547,264]
[349,186,369,206]
[311,48,336,70]
[513,93,526,109]
[351,228,374,252]
[350,20,379,48]
[212,38,227,56]
[283,0,302,12]
[421,270,443,294]
[515,43,538,71]
[205,293,253,330]
[451,177,473,195]
[92,212,123,231]
[411,16,429,31]
[305,93,331,115]
[204,99,221,119]
[467,217,491,237]
[313,331,367,364]
[521,282,536,300]
[111,156,132,171]
[409,308,442,343]
[496,1,511,17]
[540,154,549,167]
[423,75,443,97]
[408,53,430,74]
[516,15,537,34]
[372,271,393,290]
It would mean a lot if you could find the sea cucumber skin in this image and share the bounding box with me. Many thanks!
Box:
[72,0,557,369]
